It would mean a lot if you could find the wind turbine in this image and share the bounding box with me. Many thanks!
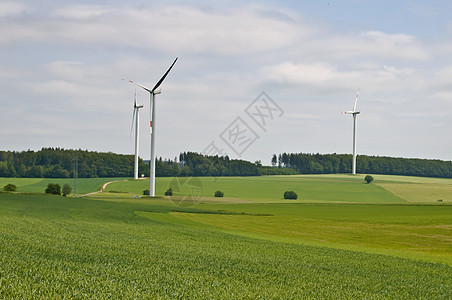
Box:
[125,57,178,196]
[343,89,360,175]
[130,89,143,180]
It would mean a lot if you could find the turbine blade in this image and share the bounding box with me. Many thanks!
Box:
[125,79,153,93]
[151,57,178,93]
[130,107,136,139]
[134,88,137,107]
[353,89,360,111]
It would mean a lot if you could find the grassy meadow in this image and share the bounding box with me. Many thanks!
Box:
[103,174,452,204]
[0,174,451,298]
[0,177,124,195]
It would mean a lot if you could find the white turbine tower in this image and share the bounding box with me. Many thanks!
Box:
[125,57,178,196]
[130,89,143,180]
[343,89,360,175]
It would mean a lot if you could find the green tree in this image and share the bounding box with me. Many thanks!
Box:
[45,183,61,195]
[165,188,173,196]
[271,154,277,167]
[62,184,72,196]
[3,183,17,192]
[283,191,298,200]
[364,175,374,184]
[0,161,8,177]
[29,165,43,178]
[179,165,192,177]
[214,191,224,197]
[7,161,16,177]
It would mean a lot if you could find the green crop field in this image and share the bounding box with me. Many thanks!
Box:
[0,177,126,195]
[104,174,452,204]
[173,203,452,265]
[1,174,451,298]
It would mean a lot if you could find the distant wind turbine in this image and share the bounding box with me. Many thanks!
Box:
[130,88,143,180]
[124,57,178,196]
[342,89,360,175]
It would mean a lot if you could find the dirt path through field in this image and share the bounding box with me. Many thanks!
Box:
[79,179,127,197]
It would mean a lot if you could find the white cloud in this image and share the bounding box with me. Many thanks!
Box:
[431,92,452,103]
[262,62,341,84]
[0,4,309,56]
[53,4,114,19]
[260,61,418,94]
[297,30,428,61]
[358,31,427,59]
[0,66,23,78]
[0,1,27,17]
[434,66,452,82]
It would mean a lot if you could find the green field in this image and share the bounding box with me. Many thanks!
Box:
[1,174,451,298]
[3,174,452,203]
[102,174,452,204]
[0,177,125,195]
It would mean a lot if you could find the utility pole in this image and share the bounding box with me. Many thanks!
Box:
[73,155,78,197]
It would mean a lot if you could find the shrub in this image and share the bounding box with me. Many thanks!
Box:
[3,184,17,192]
[214,191,224,197]
[45,183,61,195]
[165,188,173,196]
[62,184,72,196]
[143,189,150,195]
[284,191,298,200]
[365,175,374,184]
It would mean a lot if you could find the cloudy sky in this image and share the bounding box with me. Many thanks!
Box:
[1,0,452,164]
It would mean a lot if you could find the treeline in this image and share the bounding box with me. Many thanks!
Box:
[0,148,260,178]
[0,148,146,178]
[177,152,260,176]
[2,148,451,178]
[272,153,452,178]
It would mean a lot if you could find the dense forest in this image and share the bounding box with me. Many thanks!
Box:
[178,152,260,176]
[0,148,141,178]
[0,148,260,178]
[272,153,452,178]
[1,148,452,178]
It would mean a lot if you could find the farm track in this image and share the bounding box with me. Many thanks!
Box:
[79,179,127,197]
[79,177,149,197]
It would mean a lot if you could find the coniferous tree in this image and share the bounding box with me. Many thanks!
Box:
[271,154,277,167]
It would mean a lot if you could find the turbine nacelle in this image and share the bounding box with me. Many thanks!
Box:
[153,89,162,95]
[343,111,360,115]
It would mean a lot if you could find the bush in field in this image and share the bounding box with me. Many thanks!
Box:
[284,191,298,200]
[3,184,17,192]
[165,188,173,196]
[45,183,61,195]
[365,175,374,184]
[143,189,150,195]
[62,184,72,196]
[214,191,224,197]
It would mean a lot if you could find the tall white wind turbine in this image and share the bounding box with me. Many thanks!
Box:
[131,89,144,180]
[125,57,178,196]
[343,89,360,175]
